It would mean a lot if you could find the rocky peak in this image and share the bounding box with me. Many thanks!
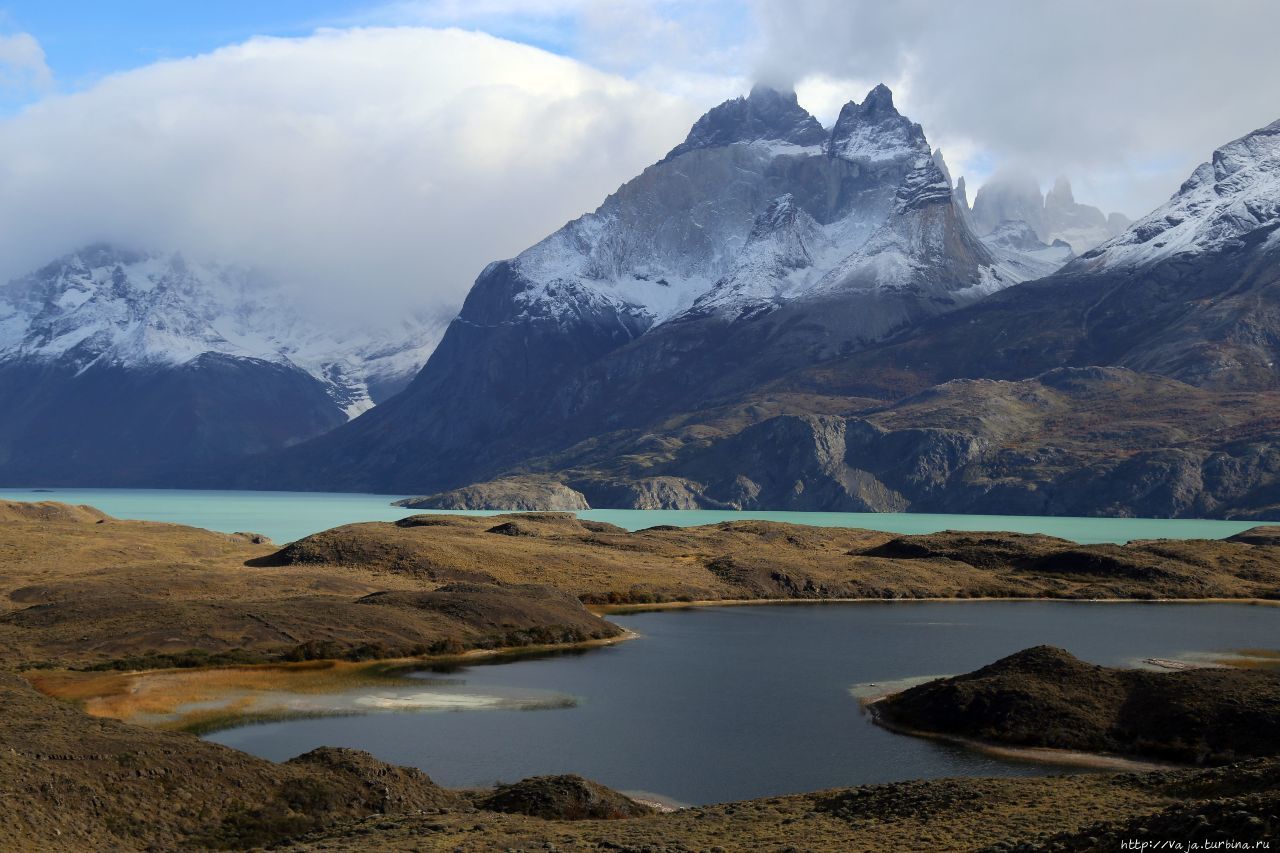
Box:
[743,194,827,268]
[895,158,954,212]
[931,148,954,184]
[827,84,928,163]
[663,84,826,161]
[860,83,899,118]
[1045,175,1075,207]
[970,170,1045,236]
[1212,117,1280,183]
[983,219,1048,252]
[0,243,443,417]
[1079,116,1280,269]
[748,194,802,239]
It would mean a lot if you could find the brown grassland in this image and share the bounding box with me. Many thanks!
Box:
[1,500,1278,850]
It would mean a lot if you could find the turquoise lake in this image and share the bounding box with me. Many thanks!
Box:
[0,486,1275,544]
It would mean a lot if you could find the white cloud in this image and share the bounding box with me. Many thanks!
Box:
[0,32,52,93]
[0,27,702,317]
[747,0,1280,217]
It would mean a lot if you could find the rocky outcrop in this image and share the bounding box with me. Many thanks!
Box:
[448,368,1280,518]
[664,84,826,161]
[1227,526,1280,546]
[877,646,1280,765]
[397,477,589,511]
[476,774,654,820]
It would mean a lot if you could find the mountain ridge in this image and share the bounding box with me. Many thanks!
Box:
[0,244,445,485]
[380,111,1280,517]
[235,83,1065,496]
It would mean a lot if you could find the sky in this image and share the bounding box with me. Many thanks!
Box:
[0,0,1276,316]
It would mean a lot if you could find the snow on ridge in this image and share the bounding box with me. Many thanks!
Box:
[477,85,1060,339]
[0,246,445,419]
[1078,118,1280,271]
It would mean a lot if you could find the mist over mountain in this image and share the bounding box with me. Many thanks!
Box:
[235,83,1074,497]
[968,171,1131,254]
[0,246,444,485]
[6,81,1278,521]
[340,107,1280,520]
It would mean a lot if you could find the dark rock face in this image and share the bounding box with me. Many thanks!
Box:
[878,646,1280,765]
[241,83,1019,496]
[0,354,344,486]
[813,232,1280,397]
[285,747,463,814]
[242,106,1280,519]
[664,84,827,161]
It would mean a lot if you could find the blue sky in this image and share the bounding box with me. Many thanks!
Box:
[0,2,376,100]
[0,2,752,109]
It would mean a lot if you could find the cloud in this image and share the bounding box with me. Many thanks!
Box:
[0,32,53,93]
[747,0,1280,216]
[0,27,702,317]
[359,0,749,104]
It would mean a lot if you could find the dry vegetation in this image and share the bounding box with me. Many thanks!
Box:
[261,511,1280,605]
[6,661,1279,852]
[3,500,1280,850]
[876,646,1280,765]
[0,503,619,670]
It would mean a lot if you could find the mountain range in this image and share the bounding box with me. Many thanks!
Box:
[0,247,443,484]
[3,83,1277,520]
[968,171,1131,254]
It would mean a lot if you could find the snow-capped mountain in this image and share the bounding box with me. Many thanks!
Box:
[0,245,444,418]
[501,85,1044,338]
[979,219,1075,280]
[0,245,446,486]
[244,84,1067,495]
[1075,118,1280,271]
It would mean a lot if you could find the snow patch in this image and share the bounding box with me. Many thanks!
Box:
[0,247,446,418]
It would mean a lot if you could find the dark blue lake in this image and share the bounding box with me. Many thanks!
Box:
[206,601,1280,805]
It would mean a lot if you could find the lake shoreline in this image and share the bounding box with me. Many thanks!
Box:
[4,486,1278,544]
[593,595,1280,614]
[861,693,1176,773]
[26,629,642,733]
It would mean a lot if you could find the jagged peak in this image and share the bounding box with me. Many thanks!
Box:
[977,168,1044,199]
[746,193,820,243]
[931,149,953,186]
[1046,175,1075,206]
[860,83,898,117]
[827,84,928,164]
[663,85,826,162]
[746,83,795,104]
[984,218,1049,251]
